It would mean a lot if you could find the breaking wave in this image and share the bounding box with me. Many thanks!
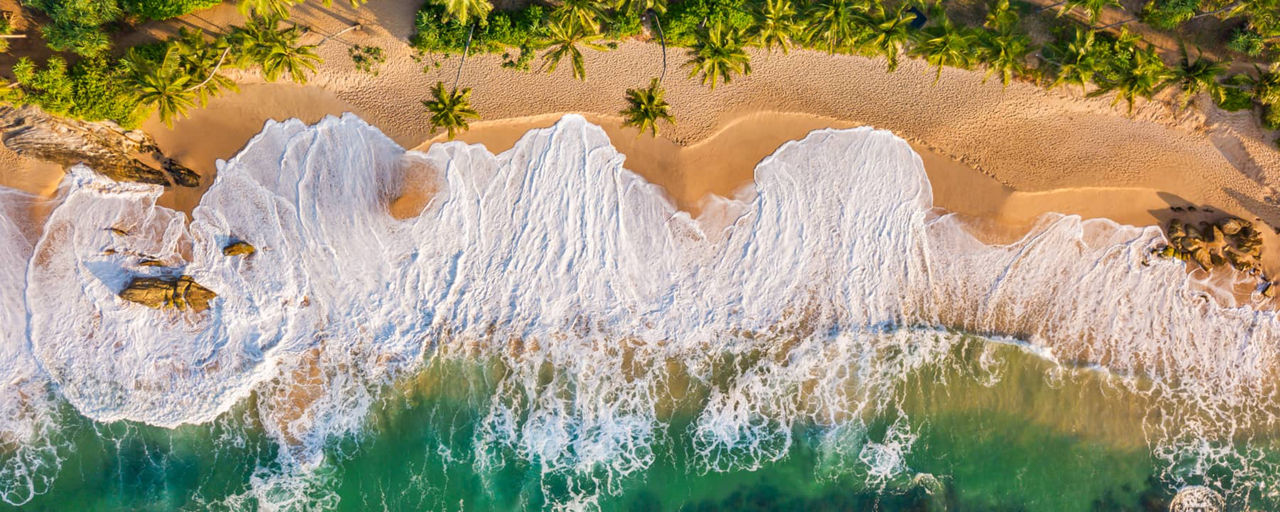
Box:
[1,114,1278,508]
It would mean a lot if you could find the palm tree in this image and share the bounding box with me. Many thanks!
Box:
[423,81,480,139]
[802,0,872,54]
[863,4,916,71]
[555,0,609,33]
[173,29,238,106]
[621,78,674,136]
[615,0,667,16]
[979,27,1032,87]
[750,0,798,54]
[1045,27,1100,92]
[1165,42,1226,108]
[433,0,493,25]
[1057,0,1122,24]
[259,25,321,83]
[232,17,321,83]
[910,14,980,83]
[541,17,606,80]
[684,22,752,89]
[238,0,301,19]
[984,0,1019,32]
[1089,44,1171,113]
[130,47,198,128]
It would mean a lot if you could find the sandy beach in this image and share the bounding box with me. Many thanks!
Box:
[2,0,1278,273]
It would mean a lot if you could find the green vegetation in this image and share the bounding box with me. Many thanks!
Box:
[12,56,143,126]
[349,45,387,75]
[406,0,1280,136]
[7,12,326,128]
[621,77,675,136]
[423,81,480,139]
[542,17,606,80]
[684,21,752,89]
[22,0,222,57]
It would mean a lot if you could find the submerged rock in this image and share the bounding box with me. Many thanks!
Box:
[118,276,216,312]
[0,104,199,187]
[222,241,255,257]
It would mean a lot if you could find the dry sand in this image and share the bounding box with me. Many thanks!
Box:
[2,0,1279,274]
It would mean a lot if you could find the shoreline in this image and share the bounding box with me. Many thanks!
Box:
[0,0,1277,277]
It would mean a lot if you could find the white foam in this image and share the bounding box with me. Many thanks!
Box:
[0,188,62,506]
[3,114,1278,506]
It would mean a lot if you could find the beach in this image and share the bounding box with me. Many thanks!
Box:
[4,1,1280,507]
[0,0,1273,274]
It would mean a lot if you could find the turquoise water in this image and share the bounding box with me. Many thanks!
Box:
[8,337,1278,511]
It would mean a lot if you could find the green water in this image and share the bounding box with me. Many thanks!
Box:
[9,339,1277,511]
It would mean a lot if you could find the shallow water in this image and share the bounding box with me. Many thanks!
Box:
[2,115,1279,510]
[12,338,1275,511]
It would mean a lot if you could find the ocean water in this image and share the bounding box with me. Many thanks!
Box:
[1,115,1277,510]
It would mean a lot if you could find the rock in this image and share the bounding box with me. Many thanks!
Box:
[1264,282,1278,299]
[1219,217,1248,235]
[0,104,198,187]
[222,241,255,257]
[119,276,216,312]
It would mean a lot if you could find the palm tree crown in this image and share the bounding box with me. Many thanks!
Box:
[979,26,1032,87]
[423,81,480,139]
[1057,0,1122,24]
[1045,27,1101,92]
[238,0,301,20]
[433,0,493,25]
[232,17,321,83]
[750,0,798,54]
[802,0,872,54]
[684,22,752,90]
[128,47,197,128]
[1166,42,1226,108]
[621,78,675,136]
[863,4,916,71]
[1090,43,1171,113]
[541,17,607,80]
[910,14,980,83]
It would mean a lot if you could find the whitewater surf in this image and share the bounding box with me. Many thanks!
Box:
[0,114,1276,510]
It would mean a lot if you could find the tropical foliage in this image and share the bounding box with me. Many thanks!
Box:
[423,81,480,139]
[621,78,675,135]
[542,17,607,80]
[23,0,223,57]
[685,22,752,89]
[910,14,980,83]
[749,0,798,54]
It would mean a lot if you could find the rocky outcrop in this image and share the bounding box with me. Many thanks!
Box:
[222,241,255,257]
[1160,217,1264,273]
[0,104,199,187]
[118,276,217,312]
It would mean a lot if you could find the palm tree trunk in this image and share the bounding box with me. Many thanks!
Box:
[319,23,362,45]
[647,9,667,83]
[1037,0,1067,12]
[184,45,233,93]
[1190,1,1242,20]
[454,22,475,90]
[1095,16,1139,30]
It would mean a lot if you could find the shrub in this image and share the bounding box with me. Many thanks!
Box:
[12,56,144,127]
[121,0,224,20]
[1214,74,1256,112]
[411,4,548,55]
[1227,29,1265,56]
[1264,104,1280,130]
[603,10,644,40]
[349,45,386,75]
[660,0,753,47]
[1140,0,1199,30]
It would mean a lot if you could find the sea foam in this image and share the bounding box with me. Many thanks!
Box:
[2,114,1278,507]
